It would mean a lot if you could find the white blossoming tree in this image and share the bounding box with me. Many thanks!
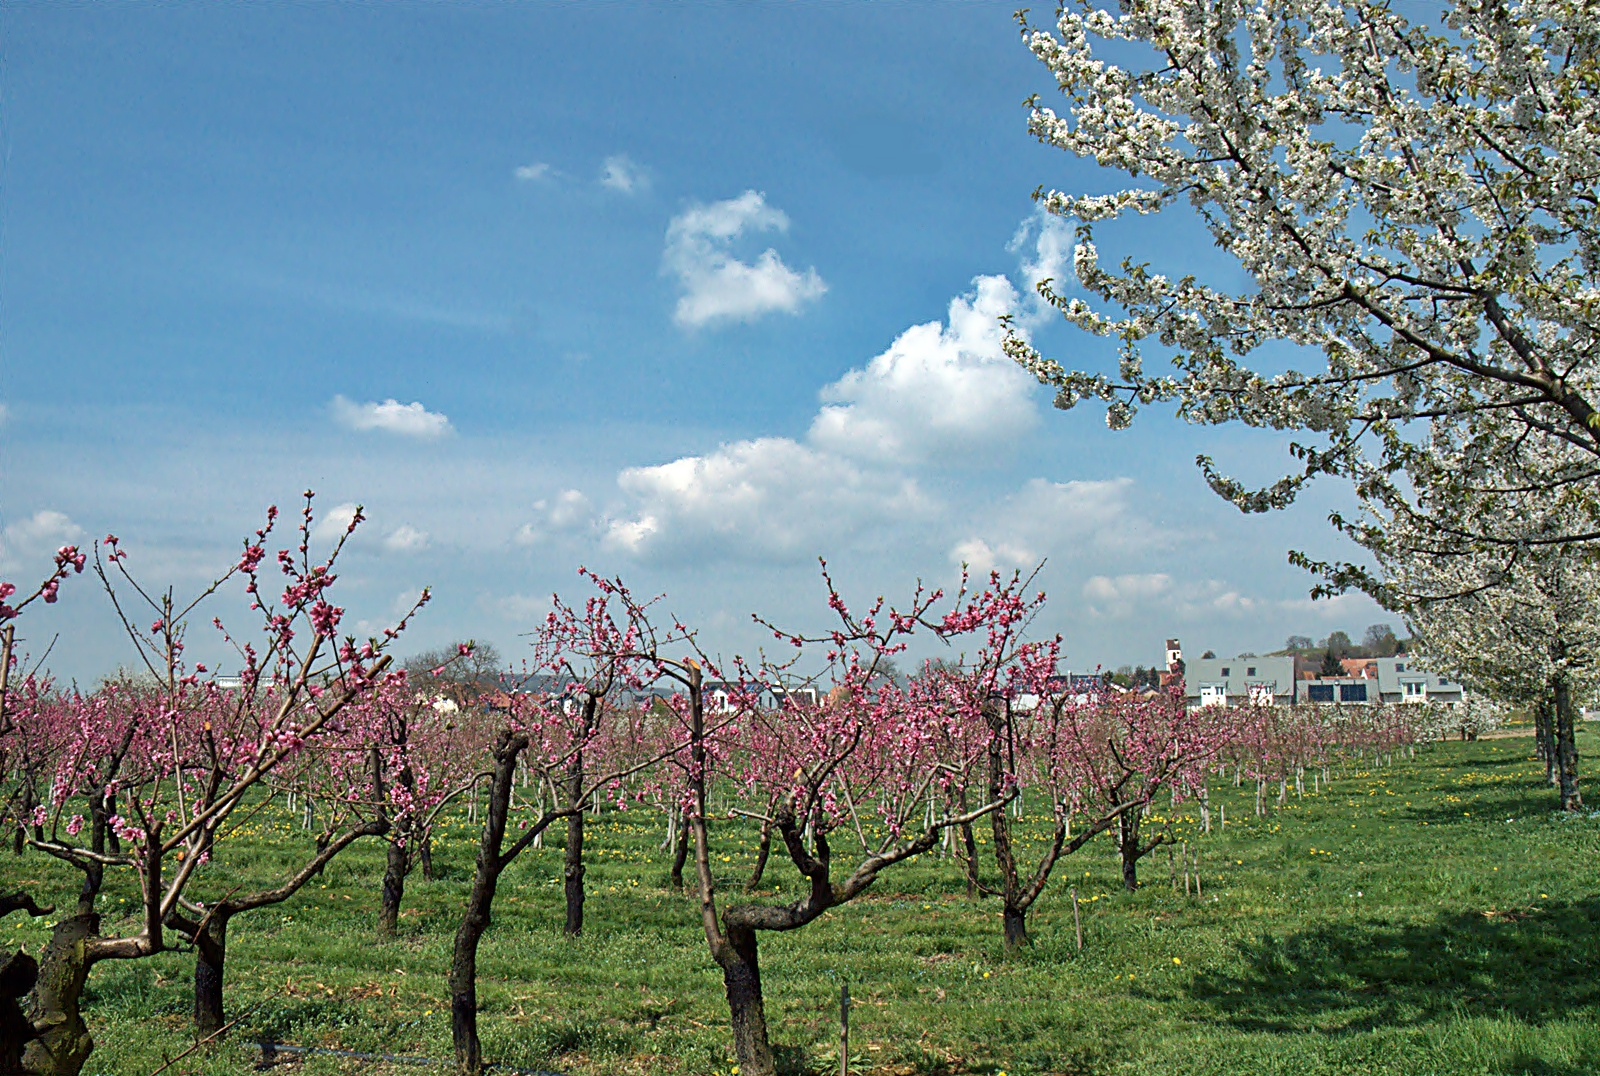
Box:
[1006,0,1600,570]
[1374,489,1600,810]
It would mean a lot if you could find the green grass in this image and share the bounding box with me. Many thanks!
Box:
[8,731,1600,1076]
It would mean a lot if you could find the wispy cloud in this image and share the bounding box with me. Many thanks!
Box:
[664,191,826,329]
[0,510,84,570]
[515,162,556,182]
[599,154,648,195]
[331,396,453,439]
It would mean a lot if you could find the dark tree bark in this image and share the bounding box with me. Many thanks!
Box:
[379,832,408,937]
[719,925,773,1076]
[1,950,39,1074]
[191,911,231,1038]
[746,816,773,890]
[669,810,689,891]
[419,830,436,880]
[563,751,586,937]
[1554,674,1583,811]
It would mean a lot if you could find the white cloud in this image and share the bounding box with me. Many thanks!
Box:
[810,275,1038,464]
[331,396,453,439]
[383,525,429,553]
[0,403,10,427]
[0,510,84,569]
[599,154,648,195]
[664,191,826,329]
[604,437,928,561]
[515,162,555,181]
[949,538,1036,576]
[1008,209,1074,327]
[514,490,595,546]
[312,502,362,544]
[1084,572,1173,605]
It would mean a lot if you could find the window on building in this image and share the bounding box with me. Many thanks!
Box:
[1395,663,1406,672]
[1307,684,1335,702]
[1340,682,1368,702]
[1247,666,1256,676]
[1221,667,1230,677]
[1404,681,1425,697]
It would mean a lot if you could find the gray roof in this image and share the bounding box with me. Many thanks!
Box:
[1183,655,1296,699]
[1372,657,1461,698]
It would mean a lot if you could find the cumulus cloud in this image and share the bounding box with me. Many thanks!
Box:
[810,275,1038,464]
[383,525,429,553]
[515,162,555,181]
[331,396,453,439]
[311,502,362,544]
[0,510,84,569]
[664,191,826,329]
[600,154,648,195]
[603,438,928,561]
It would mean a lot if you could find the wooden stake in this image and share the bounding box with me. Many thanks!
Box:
[840,982,850,1076]
[1195,848,1203,900]
[1070,886,1083,951]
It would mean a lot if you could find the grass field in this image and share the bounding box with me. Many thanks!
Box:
[8,729,1600,1076]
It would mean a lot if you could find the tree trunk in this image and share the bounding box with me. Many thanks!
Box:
[420,829,435,880]
[718,925,775,1076]
[1538,697,1559,786]
[1554,674,1584,811]
[193,911,231,1038]
[22,913,99,1076]
[669,811,689,891]
[450,732,523,1075]
[1118,812,1141,892]
[959,814,980,900]
[563,753,585,937]
[379,834,407,937]
[1001,904,1029,949]
[746,817,773,890]
[1,950,39,1075]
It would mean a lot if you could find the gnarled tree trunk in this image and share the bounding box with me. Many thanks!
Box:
[22,913,100,1076]
[717,925,774,1076]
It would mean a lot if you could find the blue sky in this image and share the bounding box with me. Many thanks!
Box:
[0,2,1384,683]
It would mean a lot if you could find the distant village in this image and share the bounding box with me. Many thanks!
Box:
[401,625,1466,718]
[1101,626,1464,710]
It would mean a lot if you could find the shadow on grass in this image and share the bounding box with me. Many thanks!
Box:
[1189,898,1600,1034]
